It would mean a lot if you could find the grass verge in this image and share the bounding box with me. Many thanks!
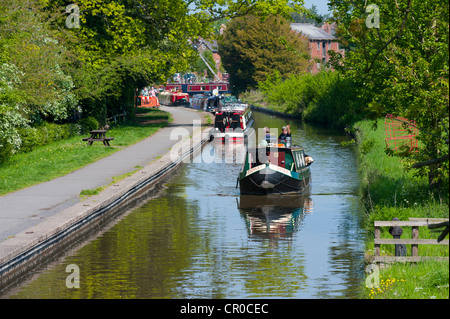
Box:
[79,165,143,198]
[364,260,449,299]
[0,108,169,196]
[355,118,449,299]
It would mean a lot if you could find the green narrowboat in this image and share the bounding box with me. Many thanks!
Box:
[238,140,313,195]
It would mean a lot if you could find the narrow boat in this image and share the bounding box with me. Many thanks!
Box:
[158,91,190,106]
[165,82,229,95]
[137,95,160,108]
[191,93,208,110]
[238,139,313,195]
[191,93,223,113]
[205,95,220,113]
[209,96,254,142]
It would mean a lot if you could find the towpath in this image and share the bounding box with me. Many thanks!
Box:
[0,106,204,243]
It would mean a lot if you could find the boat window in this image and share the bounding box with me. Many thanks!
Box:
[214,113,227,132]
[293,150,305,168]
[231,113,241,130]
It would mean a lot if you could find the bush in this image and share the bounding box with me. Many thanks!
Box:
[78,116,98,134]
[256,70,363,128]
[0,138,14,163]
[17,122,79,153]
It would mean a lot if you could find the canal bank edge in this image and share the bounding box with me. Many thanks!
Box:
[249,105,298,119]
[0,118,212,291]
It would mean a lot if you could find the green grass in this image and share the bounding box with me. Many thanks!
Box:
[355,118,449,299]
[355,119,434,207]
[79,165,143,198]
[362,261,449,299]
[0,108,169,196]
[240,89,287,113]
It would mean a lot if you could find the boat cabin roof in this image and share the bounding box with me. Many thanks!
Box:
[244,141,308,171]
[249,137,303,152]
[248,145,304,153]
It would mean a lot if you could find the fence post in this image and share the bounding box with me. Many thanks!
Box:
[389,218,406,256]
[375,225,381,257]
[412,226,419,257]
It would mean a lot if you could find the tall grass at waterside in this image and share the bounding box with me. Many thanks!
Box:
[355,118,448,232]
[355,118,448,299]
[355,118,444,209]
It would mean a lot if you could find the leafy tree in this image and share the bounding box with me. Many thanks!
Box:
[193,0,306,22]
[0,0,77,156]
[1,0,308,160]
[46,0,198,122]
[194,49,217,80]
[329,0,449,189]
[291,4,329,26]
[47,0,307,121]
[219,14,311,94]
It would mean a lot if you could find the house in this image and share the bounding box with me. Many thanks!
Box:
[290,22,344,74]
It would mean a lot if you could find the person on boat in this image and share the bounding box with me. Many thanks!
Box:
[264,127,271,142]
[278,125,291,141]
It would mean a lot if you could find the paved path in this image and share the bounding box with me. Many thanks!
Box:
[0,107,204,242]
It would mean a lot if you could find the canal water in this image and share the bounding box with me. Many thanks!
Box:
[3,111,366,299]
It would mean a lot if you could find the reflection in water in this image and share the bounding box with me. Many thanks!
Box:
[2,111,365,299]
[238,194,313,241]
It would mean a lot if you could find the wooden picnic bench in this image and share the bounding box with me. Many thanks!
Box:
[82,130,114,146]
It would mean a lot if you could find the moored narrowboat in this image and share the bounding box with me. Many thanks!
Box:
[238,140,313,195]
[158,91,190,106]
[137,95,160,108]
[165,82,229,95]
[191,93,223,113]
[191,94,208,110]
[209,96,254,142]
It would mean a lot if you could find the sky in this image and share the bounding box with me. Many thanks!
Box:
[303,0,332,15]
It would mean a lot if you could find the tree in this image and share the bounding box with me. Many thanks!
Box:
[329,0,449,189]
[46,0,198,122]
[0,0,77,156]
[194,49,217,80]
[219,15,311,94]
[291,4,329,26]
[48,0,307,121]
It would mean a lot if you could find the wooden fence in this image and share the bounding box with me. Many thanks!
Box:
[374,218,449,263]
[107,112,127,124]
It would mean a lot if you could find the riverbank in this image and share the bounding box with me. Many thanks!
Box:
[240,71,360,128]
[240,104,449,299]
[354,118,449,299]
[0,106,212,291]
[0,108,170,196]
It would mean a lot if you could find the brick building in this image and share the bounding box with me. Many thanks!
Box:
[290,23,344,74]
